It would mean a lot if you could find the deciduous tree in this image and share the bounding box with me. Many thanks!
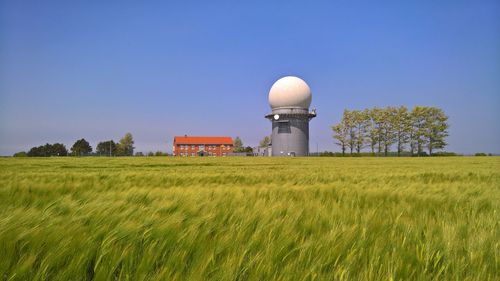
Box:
[411,106,428,156]
[13,151,27,157]
[353,109,370,153]
[117,133,135,156]
[393,106,411,156]
[259,136,271,148]
[332,105,449,156]
[381,106,397,156]
[233,137,244,152]
[332,123,348,155]
[71,138,92,156]
[27,143,68,157]
[341,110,356,154]
[424,107,449,155]
[366,108,381,154]
[96,140,117,156]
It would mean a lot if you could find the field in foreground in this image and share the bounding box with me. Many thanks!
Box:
[0,157,498,280]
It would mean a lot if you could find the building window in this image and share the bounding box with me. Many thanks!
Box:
[199,145,205,151]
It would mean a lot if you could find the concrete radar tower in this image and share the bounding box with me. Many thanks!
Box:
[265,76,316,156]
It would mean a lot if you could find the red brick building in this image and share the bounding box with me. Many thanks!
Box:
[173,136,234,156]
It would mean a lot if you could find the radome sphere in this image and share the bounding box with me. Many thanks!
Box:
[268,76,312,109]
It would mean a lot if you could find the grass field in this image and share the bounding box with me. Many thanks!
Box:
[0,157,498,280]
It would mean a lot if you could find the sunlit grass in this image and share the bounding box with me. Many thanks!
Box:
[0,157,498,280]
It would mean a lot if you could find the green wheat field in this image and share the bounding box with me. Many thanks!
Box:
[0,157,499,280]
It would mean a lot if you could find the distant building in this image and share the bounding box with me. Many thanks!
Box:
[253,145,272,156]
[173,136,234,157]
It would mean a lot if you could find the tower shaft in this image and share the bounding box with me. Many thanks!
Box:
[265,107,316,157]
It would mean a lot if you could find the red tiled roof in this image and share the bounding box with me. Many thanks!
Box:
[173,136,233,145]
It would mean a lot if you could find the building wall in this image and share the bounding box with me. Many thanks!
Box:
[253,146,272,156]
[271,115,309,156]
[173,144,233,157]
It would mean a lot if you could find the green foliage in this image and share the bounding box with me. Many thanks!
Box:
[319,151,336,157]
[96,140,117,156]
[353,109,370,153]
[331,123,348,155]
[367,107,383,154]
[71,138,92,156]
[13,151,27,157]
[475,153,487,156]
[432,152,459,157]
[394,106,412,156]
[259,136,271,148]
[411,106,429,155]
[332,106,450,156]
[117,133,135,156]
[343,109,356,154]
[155,151,168,156]
[381,106,398,156]
[233,136,244,152]
[423,107,449,155]
[27,143,68,157]
[0,157,498,280]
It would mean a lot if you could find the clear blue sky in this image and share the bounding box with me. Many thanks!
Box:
[1,0,499,155]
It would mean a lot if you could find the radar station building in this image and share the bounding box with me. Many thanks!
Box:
[265,76,316,156]
[173,136,234,157]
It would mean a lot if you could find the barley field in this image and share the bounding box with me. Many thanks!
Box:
[0,157,498,280]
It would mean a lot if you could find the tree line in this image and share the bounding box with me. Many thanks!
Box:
[332,106,449,156]
[16,133,136,157]
[233,136,253,153]
[15,134,256,157]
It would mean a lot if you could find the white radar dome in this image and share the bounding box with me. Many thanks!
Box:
[268,76,312,109]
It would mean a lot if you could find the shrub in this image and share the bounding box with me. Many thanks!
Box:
[13,151,27,157]
[432,152,459,157]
